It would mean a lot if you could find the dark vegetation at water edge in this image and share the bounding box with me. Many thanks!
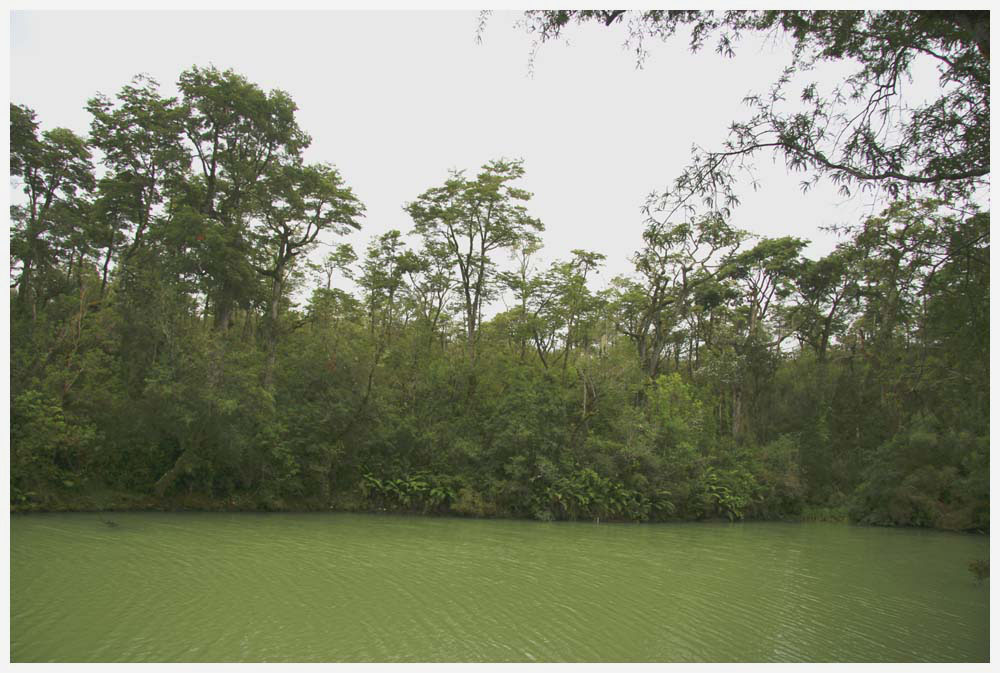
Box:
[10,11,989,532]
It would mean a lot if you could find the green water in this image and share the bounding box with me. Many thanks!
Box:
[10,513,989,662]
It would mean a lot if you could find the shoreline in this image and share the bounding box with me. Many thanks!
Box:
[9,494,987,534]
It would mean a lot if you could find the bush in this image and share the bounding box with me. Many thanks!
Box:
[452,487,496,517]
[11,390,97,500]
[749,435,806,518]
[851,421,989,531]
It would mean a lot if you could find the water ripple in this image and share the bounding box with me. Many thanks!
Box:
[10,514,989,662]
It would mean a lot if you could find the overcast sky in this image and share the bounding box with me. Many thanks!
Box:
[10,10,902,306]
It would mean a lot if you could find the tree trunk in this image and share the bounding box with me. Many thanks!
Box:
[731,386,743,439]
[213,281,237,331]
[100,242,114,299]
[154,448,198,498]
[263,272,283,390]
[16,258,34,318]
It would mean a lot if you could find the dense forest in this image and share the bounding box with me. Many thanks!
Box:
[10,11,989,531]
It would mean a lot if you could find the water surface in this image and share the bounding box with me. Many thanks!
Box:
[10,513,989,662]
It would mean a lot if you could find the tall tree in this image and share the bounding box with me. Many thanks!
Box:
[721,236,808,438]
[792,246,860,362]
[251,161,364,388]
[177,65,310,330]
[546,249,606,372]
[10,105,95,319]
[358,229,415,347]
[406,158,543,362]
[617,214,744,378]
[86,74,189,276]
[314,243,358,291]
[401,239,457,346]
[499,238,546,364]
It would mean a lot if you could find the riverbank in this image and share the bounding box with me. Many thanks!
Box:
[11,488,343,516]
[14,487,991,534]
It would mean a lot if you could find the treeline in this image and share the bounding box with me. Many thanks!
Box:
[9,67,989,531]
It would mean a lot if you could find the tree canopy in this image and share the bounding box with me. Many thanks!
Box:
[515,10,989,218]
[8,35,989,534]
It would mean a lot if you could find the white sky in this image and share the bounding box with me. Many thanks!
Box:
[9,10,925,306]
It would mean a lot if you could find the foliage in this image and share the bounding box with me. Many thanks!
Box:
[515,10,989,216]
[406,158,544,359]
[11,390,97,501]
[851,419,988,531]
[8,59,988,535]
[537,467,673,523]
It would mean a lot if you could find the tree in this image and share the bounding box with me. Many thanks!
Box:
[177,65,310,330]
[86,74,189,279]
[251,161,364,388]
[358,229,413,347]
[792,247,860,362]
[498,238,544,363]
[9,66,988,533]
[10,105,96,319]
[315,243,358,291]
[514,11,989,216]
[723,236,807,345]
[720,236,808,438]
[551,249,606,371]
[615,214,744,378]
[845,199,988,426]
[406,158,544,362]
[401,239,457,346]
